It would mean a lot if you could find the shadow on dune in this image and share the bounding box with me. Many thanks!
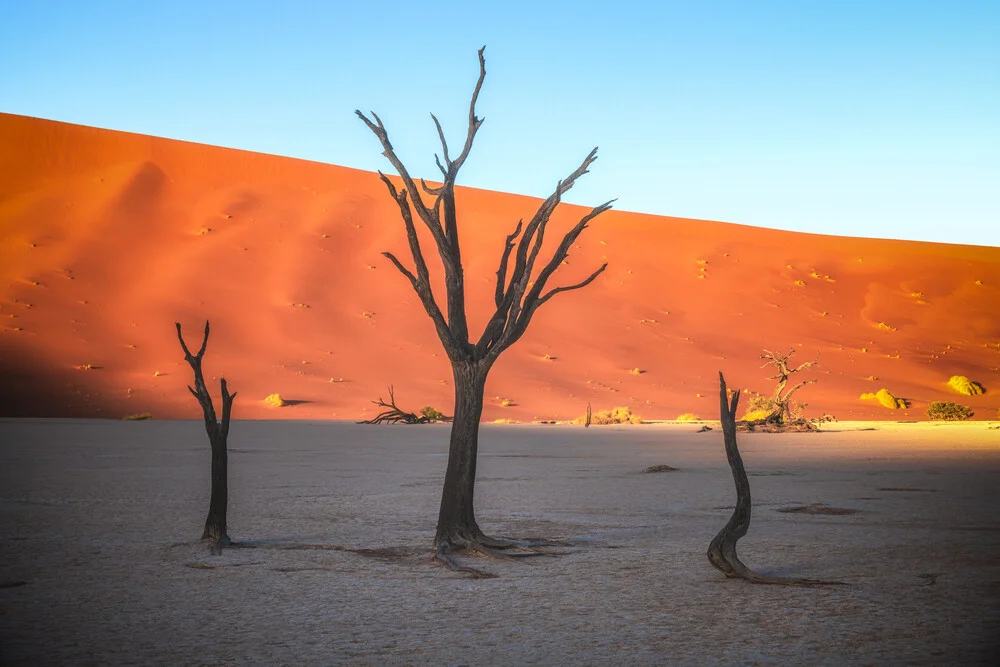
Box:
[0,352,114,418]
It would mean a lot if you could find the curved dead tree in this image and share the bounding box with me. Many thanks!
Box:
[358,47,612,575]
[708,372,843,587]
[176,321,236,554]
[758,348,818,426]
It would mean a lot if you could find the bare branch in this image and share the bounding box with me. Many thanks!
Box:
[495,221,523,308]
[382,251,419,284]
[356,109,446,245]
[430,113,451,168]
[449,46,487,175]
[536,262,608,307]
[519,200,615,316]
[382,253,454,348]
[493,150,603,329]
[421,178,445,196]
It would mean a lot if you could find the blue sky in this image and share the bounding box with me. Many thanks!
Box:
[2,1,998,247]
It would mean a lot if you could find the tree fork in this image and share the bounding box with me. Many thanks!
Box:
[176,321,237,554]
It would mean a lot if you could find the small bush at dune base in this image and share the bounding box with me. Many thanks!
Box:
[574,406,643,425]
[122,413,152,421]
[947,375,985,396]
[420,406,446,421]
[676,413,701,421]
[926,401,973,421]
[264,393,287,408]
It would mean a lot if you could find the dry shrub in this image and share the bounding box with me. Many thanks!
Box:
[875,388,906,409]
[859,392,876,400]
[740,393,779,421]
[575,406,642,425]
[947,375,985,396]
[675,413,701,421]
[926,401,973,421]
[264,393,287,408]
[122,413,152,421]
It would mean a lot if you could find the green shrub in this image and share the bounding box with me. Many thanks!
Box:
[926,401,973,421]
[420,406,445,421]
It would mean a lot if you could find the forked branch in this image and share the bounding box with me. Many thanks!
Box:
[359,47,612,366]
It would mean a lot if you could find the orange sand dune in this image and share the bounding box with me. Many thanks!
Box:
[2,113,999,421]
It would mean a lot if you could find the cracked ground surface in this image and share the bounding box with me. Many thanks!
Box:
[1,419,998,664]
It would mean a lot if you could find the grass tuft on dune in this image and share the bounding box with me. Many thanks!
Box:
[947,375,985,396]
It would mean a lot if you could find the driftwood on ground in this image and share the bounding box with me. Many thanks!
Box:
[358,386,448,424]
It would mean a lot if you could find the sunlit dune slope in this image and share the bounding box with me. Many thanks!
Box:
[2,113,999,421]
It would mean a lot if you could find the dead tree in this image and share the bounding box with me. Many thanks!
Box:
[358,47,612,572]
[358,385,438,424]
[176,321,236,553]
[708,372,843,586]
[758,348,818,425]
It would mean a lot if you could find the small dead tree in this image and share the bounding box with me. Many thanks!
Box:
[756,348,818,425]
[358,385,441,424]
[709,372,843,587]
[358,47,612,572]
[176,321,236,553]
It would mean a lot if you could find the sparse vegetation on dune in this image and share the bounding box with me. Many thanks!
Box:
[875,388,906,409]
[122,412,152,421]
[927,401,974,421]
[861,389,906,409]
[675,413,701,421]
[947,375,985,396]
[264,393,287,408]
[574,406,643,425]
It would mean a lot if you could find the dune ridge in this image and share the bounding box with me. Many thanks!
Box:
[2,112,999,421]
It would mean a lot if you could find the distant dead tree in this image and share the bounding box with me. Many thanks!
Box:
[358,47,612,573]
[358,385,443,424]
[709,372,843,586]
[176,321,236,554]
[753,348,818,426]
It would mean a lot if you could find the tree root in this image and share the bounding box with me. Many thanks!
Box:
[432,532,571,578]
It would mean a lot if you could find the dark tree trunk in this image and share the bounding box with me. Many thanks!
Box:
[202,433,229,544]
[177,321,236,554]
[435,362,488,548]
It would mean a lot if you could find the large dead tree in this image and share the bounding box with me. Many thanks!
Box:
[758,348,818,425]
[176,321,236,554]
[357,47,612,572]
[709,372,843,587]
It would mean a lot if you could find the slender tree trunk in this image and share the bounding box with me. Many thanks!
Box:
[435,361,488,547]
[202,433,229,545]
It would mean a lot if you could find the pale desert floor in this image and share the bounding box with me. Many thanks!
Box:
[1,420,999,665]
